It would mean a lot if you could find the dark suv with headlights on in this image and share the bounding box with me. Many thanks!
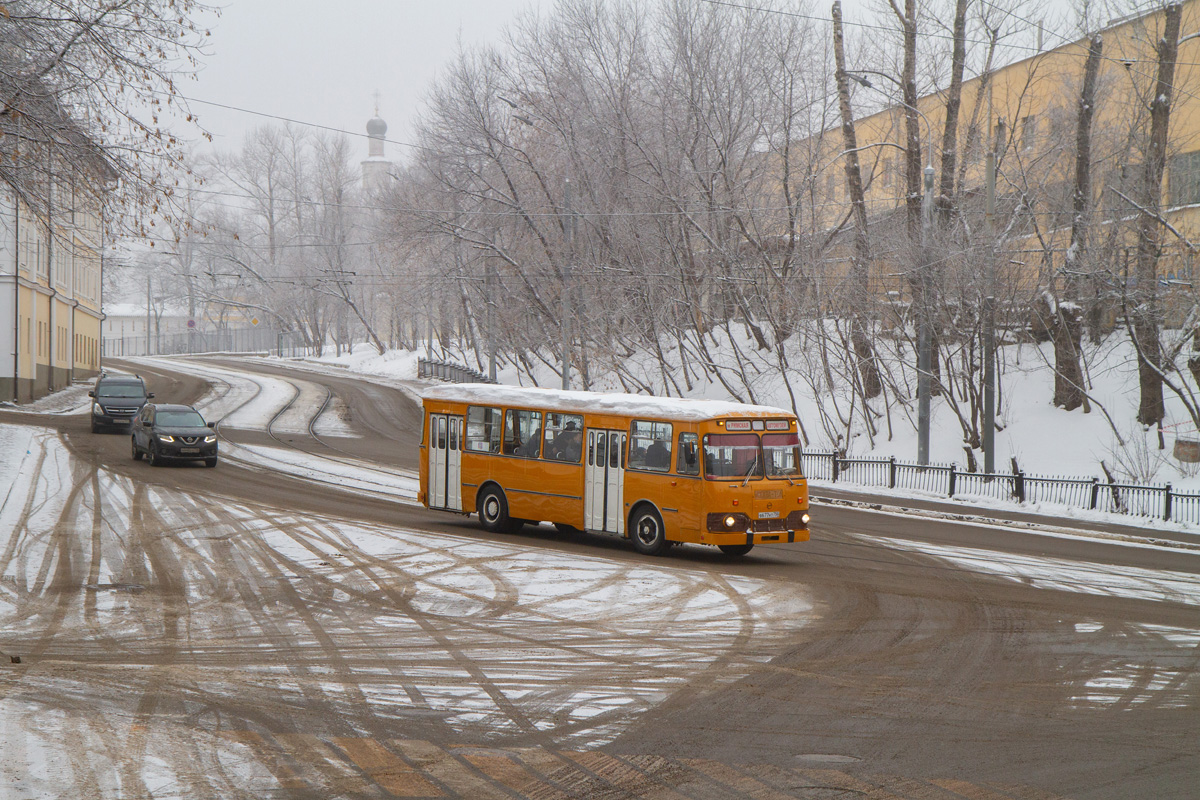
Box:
[89,374,153,432]
[131,404,218,467]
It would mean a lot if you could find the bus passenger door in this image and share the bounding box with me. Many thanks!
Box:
[585,429,625,535]
[446,415,463,510]
[428,414,463,511]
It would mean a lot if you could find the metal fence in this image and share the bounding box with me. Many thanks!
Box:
[803,450,1200,526]
[103,326,279,357]
[417,358,495,384]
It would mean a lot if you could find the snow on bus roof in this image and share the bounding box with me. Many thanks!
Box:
[421,383,794,421]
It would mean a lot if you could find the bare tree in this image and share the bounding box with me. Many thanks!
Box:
[1130,1,1182,427]
[0,0,212,236]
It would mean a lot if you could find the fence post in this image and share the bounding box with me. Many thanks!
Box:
[948,468,957,498]
[1014,470,1026,503]
[888,456,896,489]
[1090,478,1099,510]
[831,453,839,482]
[1164,483,1173,522]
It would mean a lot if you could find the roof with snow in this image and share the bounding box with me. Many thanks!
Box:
[422,383,795,422]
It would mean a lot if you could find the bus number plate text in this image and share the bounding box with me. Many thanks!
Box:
[758,511,780,519]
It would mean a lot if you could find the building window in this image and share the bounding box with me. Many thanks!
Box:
[1170,151,1200,206]
[1019,115,1038,150]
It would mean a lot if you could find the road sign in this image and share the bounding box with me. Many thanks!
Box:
[251,317,259,326]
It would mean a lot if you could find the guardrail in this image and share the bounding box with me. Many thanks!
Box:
[801,451,1200,526]
[417,358,495,384]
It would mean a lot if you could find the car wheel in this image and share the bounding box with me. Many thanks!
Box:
[132,437,143,461]
[718,543,754,557]
[204,457,218,468]
[148,442,161,467]
[477,486,517,533]
[630,506,668,556]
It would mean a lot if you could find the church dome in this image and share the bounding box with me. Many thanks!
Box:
[367,116,387,137]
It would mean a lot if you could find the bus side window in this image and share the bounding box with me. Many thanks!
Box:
[630,420,672,472]
[543,413,583,462]
[466,406,503,453]
[677,432,699,475]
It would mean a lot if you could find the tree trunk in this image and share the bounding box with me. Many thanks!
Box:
[886,0,922,239]
[1052,33,1102,411]
[1133,3,1182,426]
[1049,299,1086,410]
[937,0,969,218]
[832,1,882,400]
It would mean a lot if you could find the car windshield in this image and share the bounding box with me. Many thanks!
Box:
[762,432,803,478]
[157,410,206,427]
[99,384,144,397]
[703,433,762,480]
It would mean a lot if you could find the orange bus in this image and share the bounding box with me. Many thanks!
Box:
[419,384,810,556]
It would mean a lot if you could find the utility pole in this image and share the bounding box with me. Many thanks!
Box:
[561,178,574,391]
[146,275,152,357]
[983,139,997,474]
[486,260,496,381]
[917,164,934,465]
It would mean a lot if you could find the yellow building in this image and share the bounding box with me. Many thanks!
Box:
[1,135,108,402]
[813,0,1200,303]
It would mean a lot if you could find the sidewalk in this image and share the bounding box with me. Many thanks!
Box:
[810,481,1200,550]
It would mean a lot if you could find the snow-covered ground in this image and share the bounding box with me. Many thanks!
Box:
[290,337,1200,527]
[298,338,1183,485]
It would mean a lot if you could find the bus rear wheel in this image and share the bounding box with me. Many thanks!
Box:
[630,507,667,556]
[478,486,517,533]
[718,543,754,557]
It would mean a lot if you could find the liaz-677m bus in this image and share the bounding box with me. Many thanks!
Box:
[419,384,810,556]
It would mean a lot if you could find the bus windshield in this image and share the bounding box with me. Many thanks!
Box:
[762,432,802,478]
[703,433,762,480]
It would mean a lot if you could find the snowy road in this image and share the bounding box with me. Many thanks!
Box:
[1,356,1198,799]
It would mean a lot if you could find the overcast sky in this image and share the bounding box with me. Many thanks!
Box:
[185,0,541,161]
[182,0,1078,166]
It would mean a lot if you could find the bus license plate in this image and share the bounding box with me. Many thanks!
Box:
[181,448,200,454]
[758,511,780,519]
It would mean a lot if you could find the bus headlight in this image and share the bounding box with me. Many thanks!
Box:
[801,513,811,525]
[707,513,748,532]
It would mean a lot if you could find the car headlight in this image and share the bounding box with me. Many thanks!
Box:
[158,434,175,443]
[92,403,102,415]
[204,435,217,443]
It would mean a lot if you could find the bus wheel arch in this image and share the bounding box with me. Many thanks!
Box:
[477,483,517,533]
[629,502,668,556]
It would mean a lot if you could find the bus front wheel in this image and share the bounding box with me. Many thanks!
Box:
[718,543,754,557]
[478,486,516,533]
[630,507,667,556]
